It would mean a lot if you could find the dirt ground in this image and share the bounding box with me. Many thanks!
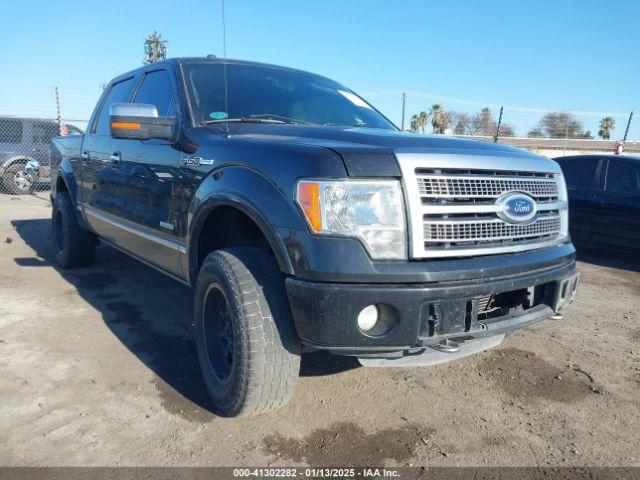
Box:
[0,194,639,467]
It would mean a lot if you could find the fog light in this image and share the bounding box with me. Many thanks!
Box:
[357,305,379,332]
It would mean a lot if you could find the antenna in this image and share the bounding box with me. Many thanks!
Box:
[221,0,230,136]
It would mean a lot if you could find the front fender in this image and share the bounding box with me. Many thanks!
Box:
[187,166,306,283]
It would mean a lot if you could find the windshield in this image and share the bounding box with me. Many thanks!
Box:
[183,63,396,130]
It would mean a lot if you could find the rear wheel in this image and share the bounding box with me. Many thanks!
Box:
[194,247,300,417]
[2,163,34,195]
[51,191,96,268]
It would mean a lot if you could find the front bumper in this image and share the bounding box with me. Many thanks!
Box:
[286,260,579,355]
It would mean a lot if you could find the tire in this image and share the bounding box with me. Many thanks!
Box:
[2,163,33,195]
[194,247,300,417]
[51,191,96,268]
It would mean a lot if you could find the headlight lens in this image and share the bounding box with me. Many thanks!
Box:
[296,180,407,260]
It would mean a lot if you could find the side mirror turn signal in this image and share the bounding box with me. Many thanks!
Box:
[109,103,178,143]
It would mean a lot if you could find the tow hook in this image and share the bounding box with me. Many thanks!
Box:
[428,338,461,354]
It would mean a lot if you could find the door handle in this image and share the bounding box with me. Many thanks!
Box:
[110,152,121,164]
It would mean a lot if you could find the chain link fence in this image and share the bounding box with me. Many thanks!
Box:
[1,86,638,197]
[0,116,88,197]
[0,85,95,198]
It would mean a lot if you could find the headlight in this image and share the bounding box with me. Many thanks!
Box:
[296,179,407,260]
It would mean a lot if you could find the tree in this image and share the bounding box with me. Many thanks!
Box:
[413,106,515,137]
[144,31,169,64]
[430,104,446,134]
[465,107,497,136]
[598,117,616,140]
[531,112,589,139]
[447,108,515,137]
[410,115,419,133]
[450,112,471,135]
[410,111,429,134]
[497,123,516,137]
[476,107,494,135]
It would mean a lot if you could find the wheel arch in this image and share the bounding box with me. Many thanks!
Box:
[52,157,79,203]
[188,196,296,286]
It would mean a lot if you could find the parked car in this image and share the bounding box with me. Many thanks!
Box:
[50,58,579,417]
[0,116,82,194]
[554,154,640,249]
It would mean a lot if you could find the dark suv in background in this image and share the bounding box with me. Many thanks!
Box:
[554,154,640,249]
[0,116,82,194]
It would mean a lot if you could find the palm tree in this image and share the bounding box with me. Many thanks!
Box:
[430,104,446,134]
[598,117,616,140]
[410,114,420,133]
[410,111,430,134]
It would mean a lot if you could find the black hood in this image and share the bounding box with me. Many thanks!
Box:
[206,123,542,177]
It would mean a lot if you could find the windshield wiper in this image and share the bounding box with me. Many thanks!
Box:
[246,114,317,125]
[202,117,288,126]
[203,114,318,126]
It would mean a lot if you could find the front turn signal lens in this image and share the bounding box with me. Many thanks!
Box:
[297,182,322,232]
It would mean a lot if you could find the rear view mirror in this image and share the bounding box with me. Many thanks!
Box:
[109,103,178,142]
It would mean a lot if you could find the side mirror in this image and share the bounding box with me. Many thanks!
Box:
[109,103,178,142]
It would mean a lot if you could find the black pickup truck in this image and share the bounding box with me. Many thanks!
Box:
[51,57,579,417]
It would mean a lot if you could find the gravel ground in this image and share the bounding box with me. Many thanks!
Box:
[0,194,639,467]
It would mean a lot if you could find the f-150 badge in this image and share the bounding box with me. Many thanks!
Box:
[181,156,214,167]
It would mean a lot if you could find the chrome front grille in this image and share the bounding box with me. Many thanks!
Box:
[397,153,569,259]
[417,175,559,200]
[424,214,561,244]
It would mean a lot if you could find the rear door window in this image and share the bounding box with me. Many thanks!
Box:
[606,160,640,195]
[558,157,599,189]
[93,78,135,135]
[133,70,176,116]
[0,119,23,144]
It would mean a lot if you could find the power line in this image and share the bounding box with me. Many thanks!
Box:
[362,90,633,117]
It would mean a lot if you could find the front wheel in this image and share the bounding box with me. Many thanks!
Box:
[194,247,300,417]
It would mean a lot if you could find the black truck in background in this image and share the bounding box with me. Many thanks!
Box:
[554,154,640,251]
[50,58,579,417]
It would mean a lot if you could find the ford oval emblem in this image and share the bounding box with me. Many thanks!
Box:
[497,193,538,224]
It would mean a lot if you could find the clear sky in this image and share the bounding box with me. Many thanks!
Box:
[2,0,639,138]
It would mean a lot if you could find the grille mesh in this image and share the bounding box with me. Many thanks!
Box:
[417,176,558,199]
[424,215,561,244]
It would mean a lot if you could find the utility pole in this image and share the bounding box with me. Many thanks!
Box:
[401,92,406,131]
[623,111,633,142]
[493,106,503,143]
[54,86,61,134]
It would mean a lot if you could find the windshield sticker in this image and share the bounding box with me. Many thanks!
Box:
[209,111,229,120]
[337,90,372,109]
